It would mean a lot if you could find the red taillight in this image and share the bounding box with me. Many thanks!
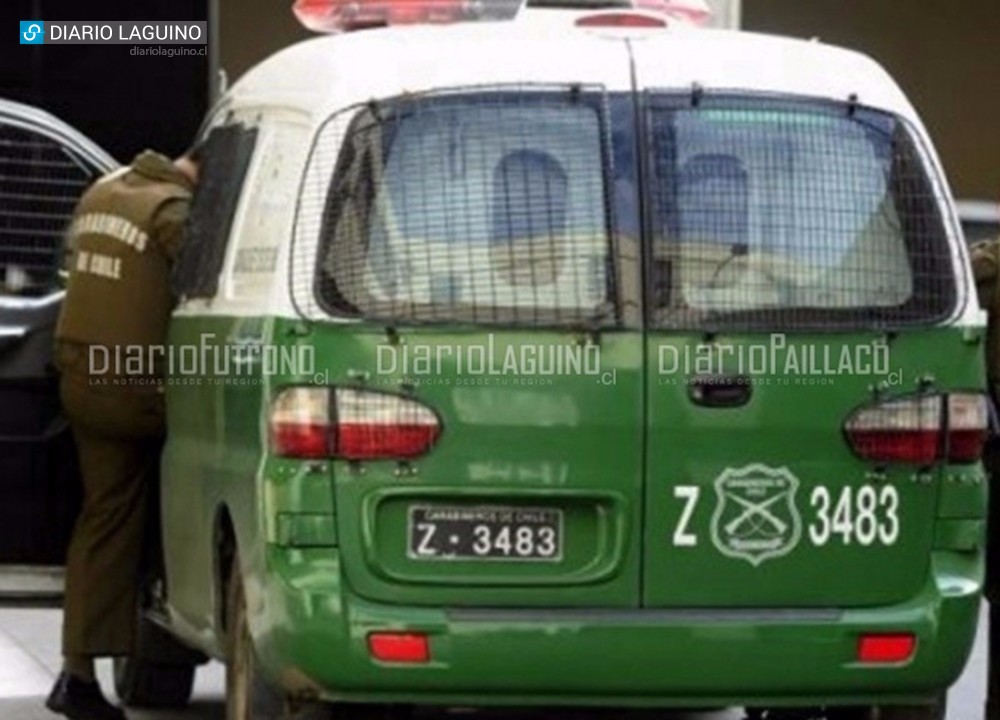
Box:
[269,387,441,460]
[857,634,916,665]
[293,0,468,33]
[947,394,990,463]
[844,395,942,465]
[335,388,441,460]
[844,393,988,466]
[847,428,942,465]
[576,11,668,28]
[368,632,430,664]
[270,388,333,459]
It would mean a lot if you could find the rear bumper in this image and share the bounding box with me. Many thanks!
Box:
[254,547,981,708]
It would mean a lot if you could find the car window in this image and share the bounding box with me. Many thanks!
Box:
[312,90,615,327]
[0,122,103,297]
[224,119,308,302]
[172,123,258,300]
[647,97,957,331]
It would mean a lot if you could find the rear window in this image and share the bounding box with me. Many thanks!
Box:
[647,96,957,332]
[306,92,958,331]
[312,90,615,327]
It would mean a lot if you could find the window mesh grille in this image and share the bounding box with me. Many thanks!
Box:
[172,125,259,300]
[294,87,619,327]
[294,91,959,332]
[0,124,98,296]
[646,96,958,332]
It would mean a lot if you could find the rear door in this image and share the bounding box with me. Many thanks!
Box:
[297,84,647,608]
[164,119,261,629]
[0,100,115,588]
[636,91,972,607]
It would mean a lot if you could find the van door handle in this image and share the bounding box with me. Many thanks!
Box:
[688,376,752,408]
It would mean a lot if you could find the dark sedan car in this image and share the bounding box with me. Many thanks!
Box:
[0,99,115,595]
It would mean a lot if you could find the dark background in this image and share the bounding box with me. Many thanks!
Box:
[742,0,1000,201]
[0,0,210,162]
[0,1,996,198]
[217,0,1000,200]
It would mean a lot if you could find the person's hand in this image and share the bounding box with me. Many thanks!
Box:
[972,237,1000,309]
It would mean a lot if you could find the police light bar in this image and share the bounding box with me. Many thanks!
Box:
[575,11,668,28]
[520,0,713,30]
[634,0,712,25]
[292,0,712,33]
[293,0,475,33]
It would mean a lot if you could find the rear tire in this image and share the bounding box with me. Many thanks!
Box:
[325,705,412,720]
[113,656,195,708]
[744,710,829,719]
[113,590,202,708]
[226,553,288,720]
[825,708,874,720]
[877,696,947,720]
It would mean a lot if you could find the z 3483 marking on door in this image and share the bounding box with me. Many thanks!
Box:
[671,483,901,553]
[808,485,899,547]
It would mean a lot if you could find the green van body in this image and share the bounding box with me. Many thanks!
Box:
[162,318,984,709]
[155,23,987,715]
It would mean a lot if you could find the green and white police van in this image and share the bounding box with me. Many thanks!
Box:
[95,2,997,719]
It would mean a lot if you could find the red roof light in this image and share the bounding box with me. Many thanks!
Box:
[293,0,470,33]
[576,11,668,28]
[634,0,711,25]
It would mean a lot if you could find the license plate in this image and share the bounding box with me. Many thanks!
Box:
[408,505,563,562]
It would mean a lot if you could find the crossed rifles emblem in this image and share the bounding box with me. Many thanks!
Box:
[723,491,790,537]
[711,464,802,566]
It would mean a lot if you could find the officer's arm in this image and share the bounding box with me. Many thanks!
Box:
[152,198,192,263]
[971,238,1000,309]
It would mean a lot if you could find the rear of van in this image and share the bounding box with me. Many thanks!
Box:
[247,23,985,717]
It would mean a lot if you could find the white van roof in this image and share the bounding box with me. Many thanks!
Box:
[225,23,917,125]
[206,20,976,330]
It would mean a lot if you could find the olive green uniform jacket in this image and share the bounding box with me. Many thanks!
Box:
[55,151,193,656]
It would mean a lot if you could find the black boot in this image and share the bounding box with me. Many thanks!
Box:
[45,672,126,720]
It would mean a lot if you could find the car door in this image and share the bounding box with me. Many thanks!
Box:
[0,99,116,596]
[161,117,260,634]
[633,83,977,607]
[290,84,648,609]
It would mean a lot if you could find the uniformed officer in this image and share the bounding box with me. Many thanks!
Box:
[44,150,197,720]
[971,227,1000,720]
